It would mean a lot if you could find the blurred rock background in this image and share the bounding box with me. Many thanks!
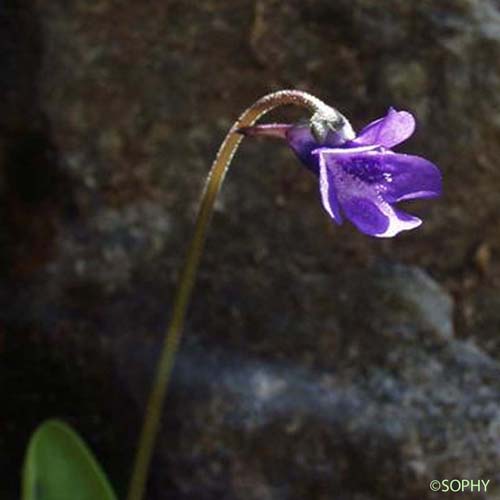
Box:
[1,0,500,498]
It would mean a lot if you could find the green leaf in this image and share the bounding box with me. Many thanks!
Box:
[22,419,117,500]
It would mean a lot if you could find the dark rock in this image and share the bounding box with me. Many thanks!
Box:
[2,0,500,499]
[120,279,497,499]
[343,263,454,340]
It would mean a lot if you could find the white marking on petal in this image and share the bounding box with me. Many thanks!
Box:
[395,190,440,202]
[374,203,422,238]
[313,145,380,156]
[319,162,337,220]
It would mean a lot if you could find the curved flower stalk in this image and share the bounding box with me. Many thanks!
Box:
[127,90,353,500]
[127,91,441,500]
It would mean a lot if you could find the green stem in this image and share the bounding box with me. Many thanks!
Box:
[126,90,340,500]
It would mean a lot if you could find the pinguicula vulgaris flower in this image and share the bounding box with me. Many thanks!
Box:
[130,92,442,500]
[241,108,441,237]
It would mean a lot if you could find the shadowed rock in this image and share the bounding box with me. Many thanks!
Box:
[2,0,500,499]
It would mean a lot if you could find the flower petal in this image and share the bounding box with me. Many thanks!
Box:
[376,152,442,203]
[373,205,422,237]
[340,197,389,235]
[318,159,343,224]
[341,197,422,237]
[286,125,321,174]
[316,149,441,203]
[317,149,425,237]
[353,108,416,148]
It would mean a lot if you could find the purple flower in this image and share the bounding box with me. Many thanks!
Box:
[242,108,442,238]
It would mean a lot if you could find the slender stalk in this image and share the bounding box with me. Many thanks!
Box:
[126,90,341,500]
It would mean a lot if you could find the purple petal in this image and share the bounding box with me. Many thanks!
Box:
[352,108,416,148]
[341,197,389,235]
[373,205,422,237]
[374,153,442,203]
[341,197,422,238]
[315,149,441,203]
[316,149,426,237]
[318,160,343,224]
[286,125,321,174]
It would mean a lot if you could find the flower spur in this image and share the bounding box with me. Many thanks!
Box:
[240,107,442,237]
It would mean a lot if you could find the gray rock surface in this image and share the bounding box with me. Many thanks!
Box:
[2,0,500,499]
